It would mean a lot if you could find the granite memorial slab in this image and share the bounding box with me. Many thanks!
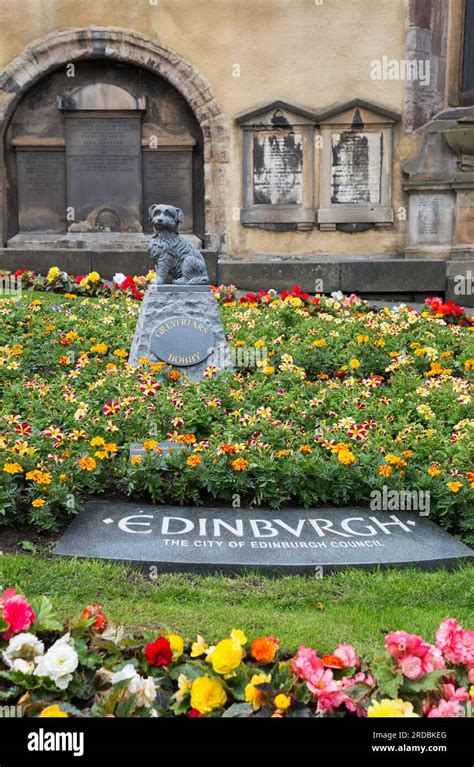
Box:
[16,149,66,233]
[128,284,233,379]
[65,114,142,232]
[142,150,193,233]
[54,501,473,575]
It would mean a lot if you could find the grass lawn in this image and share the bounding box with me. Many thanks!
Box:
[1,554,472,654]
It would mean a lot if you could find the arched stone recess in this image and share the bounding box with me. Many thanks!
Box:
[0,27,229,251]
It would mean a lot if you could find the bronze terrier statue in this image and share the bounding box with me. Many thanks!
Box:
[148,204,209,285]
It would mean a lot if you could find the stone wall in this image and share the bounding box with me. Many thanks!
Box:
[0,0,406,258]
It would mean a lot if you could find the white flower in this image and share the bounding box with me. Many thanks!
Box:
[2,632,44,668]
[331,291,344,302]
[113,273,126,286]
[111,664,157,708]
[111,663,137,686]
[34,633,79,690]
[11,658,35,674]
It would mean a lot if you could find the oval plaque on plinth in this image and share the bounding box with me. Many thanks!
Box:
[150,316,215,367]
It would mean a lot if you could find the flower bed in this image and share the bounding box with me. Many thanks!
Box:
[0,588,472,718]
[0,277,472,539]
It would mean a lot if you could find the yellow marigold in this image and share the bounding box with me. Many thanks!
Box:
[113,349,128,358]
[87,271,100,283]
[131,455,142,465]
[245,673,271,710]
[166,633,184,660]
[312,339,326,347]
[90,437,106,447]
[3,462,23,474]
[64,293,77,299]
[428,464,441,477]
[349,358,360,369]
[31,499,46,508]
[298,444,313,454]
[210,638,243,674]
[143,440,159,451]
[378,465,393,477]
[263,365,275,375]
[367,699,419,718]
[190,675,227,715]
[90,343,108,354]
[385,454,407,468]
[59,474,67,481]
[447,481,463,493]
[39,705,68,718]
[231,457,249,471]
[78,456,97,472]
[254,339,266,347]
[337,449,356,465]
[464,359,474,370]
[25,470,52,485]
[187,455,202,467]
[357,335,369,343]
[274,693,291,710]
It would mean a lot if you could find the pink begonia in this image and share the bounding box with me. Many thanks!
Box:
[292,645,350,715]
[291,645,324,679]
[427,699,463,718]
[385,630,444,679]
[435,618,474,666]
[333,643,359,668]
[0,589,36,640]
[442,683,469,702]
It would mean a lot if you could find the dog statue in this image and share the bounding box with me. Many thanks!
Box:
[148,204,209,285]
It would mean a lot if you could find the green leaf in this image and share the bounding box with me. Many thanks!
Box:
[222,702,253,718]
[72,637,102,669]
[224,667,248,701]
[30,596,62,632]
[0,617,9,632]
[401,670,446,694]
[372,656,403,699]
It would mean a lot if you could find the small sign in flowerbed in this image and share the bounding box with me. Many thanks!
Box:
[0,277,472,542]
[0,588,472,718]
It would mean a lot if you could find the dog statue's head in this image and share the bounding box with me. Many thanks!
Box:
[148,204,184,232]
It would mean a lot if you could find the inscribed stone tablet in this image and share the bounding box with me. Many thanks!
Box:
[17,150,66,232]
[65,115,141,230]
[331,131,382,204]
[408,193,455,246]
[142,151,193,232]
[253,132,303,205]
[150,316,215,367]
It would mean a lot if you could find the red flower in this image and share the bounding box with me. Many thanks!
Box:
[75,275,84,284]
[81,603,107,632]
[188,708,201,718]
[145,636,173,667]
[322,654,345,669]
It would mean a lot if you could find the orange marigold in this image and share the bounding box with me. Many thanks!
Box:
[231,458,249,471]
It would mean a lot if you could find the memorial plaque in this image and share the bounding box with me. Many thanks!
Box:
[253,131,303,205]
[150,316,215,367]
[330,131,382,204]
[143,150,193,232]
[408,193,455,246]
[55,501,473,574]
[16,150,66,232]
[65,115,142,230]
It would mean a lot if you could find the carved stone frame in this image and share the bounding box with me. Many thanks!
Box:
[236,101,318,231]
[0,27,229,251]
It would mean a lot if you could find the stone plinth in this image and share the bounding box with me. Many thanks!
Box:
[128,283,233,379]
